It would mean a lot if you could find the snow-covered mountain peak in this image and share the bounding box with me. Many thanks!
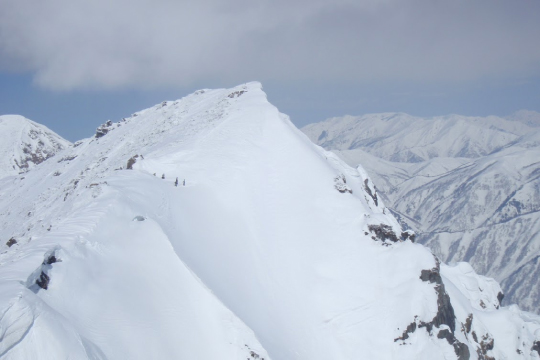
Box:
[2,85,540,359]
[0,114,71,179]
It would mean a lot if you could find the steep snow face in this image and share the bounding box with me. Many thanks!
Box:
[0,115,71,179]
[302,113,540,314]
[1,86,540,359]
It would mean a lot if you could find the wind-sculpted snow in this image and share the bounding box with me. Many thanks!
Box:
[0,115,71,179]
[1,85,540,358]
[302,111,540,314]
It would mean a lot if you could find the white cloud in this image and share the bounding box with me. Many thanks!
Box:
[1,0,539,90]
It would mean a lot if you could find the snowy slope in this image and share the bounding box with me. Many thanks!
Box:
[0,115,70,179]
[1,85,540,359]
[302,112,540,314]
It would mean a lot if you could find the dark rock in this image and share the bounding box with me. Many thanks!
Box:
[434,285,456,333]
[497,291,504,306]
[401,230,416,242]
[95,120,113,138]
[533,341,540,356]
[334,174,353,194]
[479,300,486,309]
[437,329,470,359]
[454,342,471,360]
[228,90,246,98]
[394,322,417,342]
[476,347,495,360]
[368,224,400,243]
[432,285,456,332]
[36,271,50,290]
[419,259,442,283]
[437,328,454,342]
[418,259,456,333]
[480,335,494,352]
[464,314,473,334]
[95,127,108,138]
[244,344,264,360]
[127,155,139,170]
[45,255,57,265]
[420,268,442,285]
[14,142,56,171]
[6,237,17,247]
[397,310,468,359]
[364,179,378,206]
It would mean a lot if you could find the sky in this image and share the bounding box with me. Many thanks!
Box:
[1,0,540,141]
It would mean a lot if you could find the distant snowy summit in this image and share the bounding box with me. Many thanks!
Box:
[0,115,71,179]
[1,85,540,359]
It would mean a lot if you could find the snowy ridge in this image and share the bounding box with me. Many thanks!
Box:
[301,111,540,314]
[1,84,540,359]
[0,115,71,179]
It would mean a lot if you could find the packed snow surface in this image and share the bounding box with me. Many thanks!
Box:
[302,111,540,313]
[1,84,540,359]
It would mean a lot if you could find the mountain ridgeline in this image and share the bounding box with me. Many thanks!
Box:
[1,84,540,359]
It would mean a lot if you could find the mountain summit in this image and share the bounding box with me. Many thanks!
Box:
[0,115,70,179]
[1,83,539,359]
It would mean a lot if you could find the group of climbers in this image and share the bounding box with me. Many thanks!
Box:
[174,177,185,186]
[154,173,186,187]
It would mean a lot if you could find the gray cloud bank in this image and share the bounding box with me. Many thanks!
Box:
[1,0,539,90]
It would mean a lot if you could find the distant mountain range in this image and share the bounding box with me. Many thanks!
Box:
[302,110,540,313]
